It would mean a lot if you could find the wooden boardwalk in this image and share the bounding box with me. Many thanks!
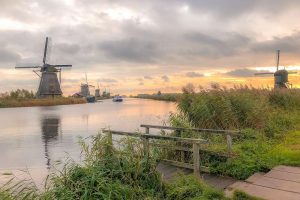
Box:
[225,165,300,200]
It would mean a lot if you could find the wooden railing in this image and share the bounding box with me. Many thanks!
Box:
[140,124,240,152]
[102,129,207,176]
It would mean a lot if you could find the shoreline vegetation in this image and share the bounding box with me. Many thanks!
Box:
[169,84,300,179]
[0,89,86,108]
[0,135,260,200]
[135,92,180,102]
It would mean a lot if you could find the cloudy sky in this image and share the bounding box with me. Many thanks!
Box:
[1,0,300,95]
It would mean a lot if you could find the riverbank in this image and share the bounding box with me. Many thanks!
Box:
[135,93,180,102]
[0,97,86,108]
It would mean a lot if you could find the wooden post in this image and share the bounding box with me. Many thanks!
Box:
[143,127,150,157]
[142,136,149,157]
[106,131,113,154]
[226,134,232,152]
[175,130,185,162]
[192,143,200,177]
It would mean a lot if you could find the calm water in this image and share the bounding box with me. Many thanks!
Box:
[0,98,176,183]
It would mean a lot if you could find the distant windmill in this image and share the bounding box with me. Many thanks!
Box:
[95,82,100,97]
[255,50,298,89]
[15,37,72,98]
[80,73,95,97]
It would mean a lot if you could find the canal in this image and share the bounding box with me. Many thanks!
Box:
[0,98,176,185]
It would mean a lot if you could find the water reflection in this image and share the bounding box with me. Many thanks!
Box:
[41,116,61,169]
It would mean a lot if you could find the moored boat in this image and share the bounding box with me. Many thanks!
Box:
[113,95,123,102]
[86,95,96,103]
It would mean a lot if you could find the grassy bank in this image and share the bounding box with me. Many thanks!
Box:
[169,85,300,179]
[0,97,86,108]
[135,93,180,102]
[0,135,259,200]
[0,89,86,108]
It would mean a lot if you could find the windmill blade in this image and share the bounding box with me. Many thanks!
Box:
[15,66,42,69]
[43,37,49,65]
[254,72,274,75]
[51,64,72,68]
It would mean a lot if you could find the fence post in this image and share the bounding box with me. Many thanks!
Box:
[175,129,185,162]
[143,127,150,157]
[192,143,200,177]
[142,136,149,157]
[226,134,232,152]
[106,131,113,154]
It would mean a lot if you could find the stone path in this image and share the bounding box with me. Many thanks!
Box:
[225,165,300,200]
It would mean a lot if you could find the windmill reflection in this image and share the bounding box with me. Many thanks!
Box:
[41,116,61,169]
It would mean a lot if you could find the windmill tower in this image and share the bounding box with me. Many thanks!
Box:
[255,50,298,89]
[80,73,94,97]
[95,83,100,97]
[15,37,72,98]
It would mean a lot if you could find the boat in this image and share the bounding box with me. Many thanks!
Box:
[113,95,123,102]
[86,95,96,103]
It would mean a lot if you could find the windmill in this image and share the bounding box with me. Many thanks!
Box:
[80,73,95,97]
[15,37,72,98]
[95,82,100,97]
[255,50,298,89]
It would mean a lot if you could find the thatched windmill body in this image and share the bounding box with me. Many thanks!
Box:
[15,37,72,98]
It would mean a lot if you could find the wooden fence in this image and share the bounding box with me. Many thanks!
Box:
[103,125,240,176]
[102,129,207,176]
[140,124,240,152]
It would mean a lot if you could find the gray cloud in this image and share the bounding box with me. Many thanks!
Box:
[98,38,159,63]
[144,75,153,79]
[225,68,256,77]
[161,75,169,82]
[99,78,118,83]
[186,72,204,78]
[0,48,21,62]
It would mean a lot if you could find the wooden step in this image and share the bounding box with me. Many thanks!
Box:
[272,165,300,174]
[246,173,300,194]
[226,181,300,200]
[265,169,300,183]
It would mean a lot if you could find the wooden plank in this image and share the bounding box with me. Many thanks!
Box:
[273,165,300,174]
[140,124,240,135]
[227,181,300,200]
[150,142,192,152]
[265,169,300,183]
[162,159,193,169]
[161,159,210,173]
[246,173,300,194]
[226,134,232,152]
[102,130,207,144]
[193,143,200,177]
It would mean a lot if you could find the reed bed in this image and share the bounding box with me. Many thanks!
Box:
[169,85,300,179]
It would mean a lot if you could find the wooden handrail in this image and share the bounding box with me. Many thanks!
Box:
[102,129,207,144]
[140,124,240,135]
